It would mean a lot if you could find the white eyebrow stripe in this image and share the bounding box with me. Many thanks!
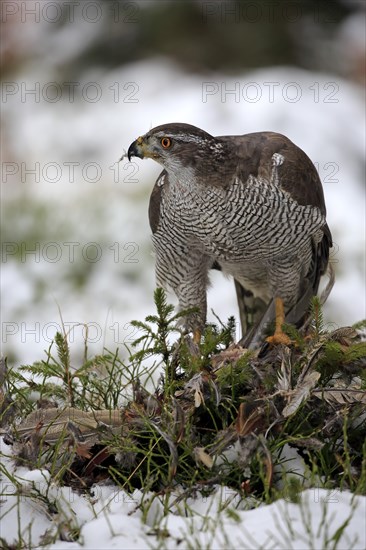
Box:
[154,132,208,144]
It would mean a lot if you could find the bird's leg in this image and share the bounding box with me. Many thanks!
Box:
[193,329,201,344]
[266,297,291,346]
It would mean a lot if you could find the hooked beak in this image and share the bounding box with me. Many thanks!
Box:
[127,136,145,161]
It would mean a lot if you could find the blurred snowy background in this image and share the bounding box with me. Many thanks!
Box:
[1,0,365,366]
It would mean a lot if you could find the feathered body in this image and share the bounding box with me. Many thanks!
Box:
[128,123,332,344]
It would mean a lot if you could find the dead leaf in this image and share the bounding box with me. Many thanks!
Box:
[194,387,204,408]
[171,398,185,443]
[75,442,93,459]
[211,344,247,370]
[193,447,214,469]
[277,347,292,392]
[174,372,219,408]
[236,403,265,436]
[258,436,273,489]
[282,371,320,417]
[287,437,324,450]
[329,327,358,344]
[313,388,366,405]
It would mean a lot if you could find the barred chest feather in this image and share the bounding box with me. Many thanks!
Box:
[157,174,325,264]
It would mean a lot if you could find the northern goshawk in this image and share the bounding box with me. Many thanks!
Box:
[126,123,332,346]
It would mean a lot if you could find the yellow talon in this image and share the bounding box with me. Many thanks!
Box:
[193,329,201,345]
[266,297,292,346]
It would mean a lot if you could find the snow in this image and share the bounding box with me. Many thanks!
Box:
[1,437,365,549]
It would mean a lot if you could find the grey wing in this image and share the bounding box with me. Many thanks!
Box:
[148,170,166,234]
[226,131,332,283]
[220,132,333,344]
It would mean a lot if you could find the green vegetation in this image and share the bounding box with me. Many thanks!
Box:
[1,290,365,547]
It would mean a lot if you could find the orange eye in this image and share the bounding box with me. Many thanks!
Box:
[161,137,171,148]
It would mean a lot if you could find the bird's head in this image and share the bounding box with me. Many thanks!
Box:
[127,123,227,180]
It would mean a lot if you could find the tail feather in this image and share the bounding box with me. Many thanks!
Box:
[213,225,333,349]
[238,228,333,349]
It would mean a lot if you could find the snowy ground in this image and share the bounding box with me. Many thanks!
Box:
[2,60,365,367]
[1,436,365,550]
